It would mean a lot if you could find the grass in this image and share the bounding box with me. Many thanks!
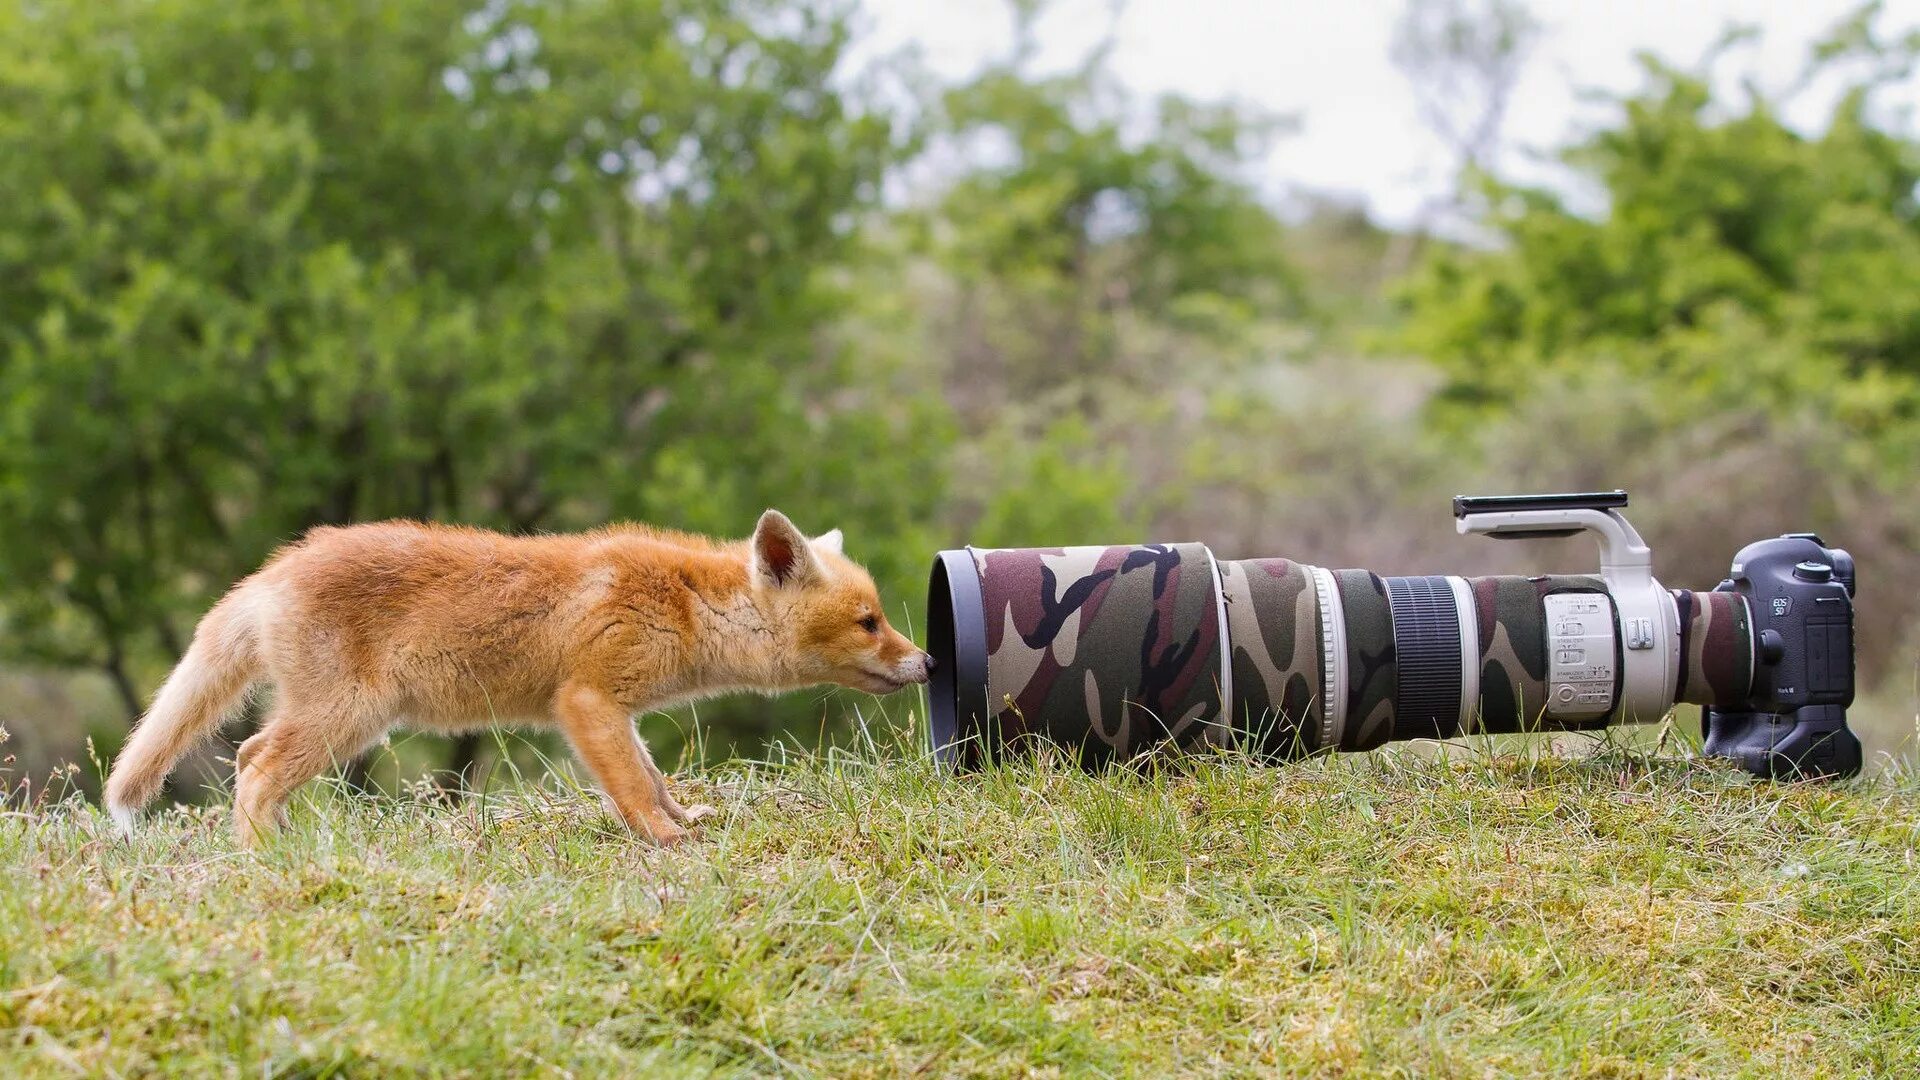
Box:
[1,720,1917,1078]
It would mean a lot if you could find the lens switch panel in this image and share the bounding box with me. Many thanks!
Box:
[1543,592,1617,720]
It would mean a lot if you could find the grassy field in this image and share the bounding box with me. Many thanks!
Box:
[1,720,1917,1078]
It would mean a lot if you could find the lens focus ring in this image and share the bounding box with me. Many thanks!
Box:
[1386,575,1464,740]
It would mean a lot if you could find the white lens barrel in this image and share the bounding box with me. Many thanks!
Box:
[1446,576,1480,733]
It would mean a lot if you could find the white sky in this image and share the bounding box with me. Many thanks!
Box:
[853,0,1920,226]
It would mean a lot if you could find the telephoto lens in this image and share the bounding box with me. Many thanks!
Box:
[925,492,1860,779]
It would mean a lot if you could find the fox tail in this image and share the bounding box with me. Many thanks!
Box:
[102,583,268,833]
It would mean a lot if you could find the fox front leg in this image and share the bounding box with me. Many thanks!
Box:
[552,683,690,845]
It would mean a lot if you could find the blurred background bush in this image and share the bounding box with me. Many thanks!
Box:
[2,0,1916,799]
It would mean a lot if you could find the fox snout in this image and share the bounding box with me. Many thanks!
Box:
[869,629,934,691]
[896,649,935,685]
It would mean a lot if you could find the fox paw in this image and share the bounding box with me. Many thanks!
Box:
[681,804,718,824]
[646,823,691,847]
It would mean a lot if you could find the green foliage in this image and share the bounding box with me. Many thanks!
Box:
[1399,13,1920,435]
[967,415,1146,548]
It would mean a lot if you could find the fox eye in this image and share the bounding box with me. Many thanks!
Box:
[858,615,879,634]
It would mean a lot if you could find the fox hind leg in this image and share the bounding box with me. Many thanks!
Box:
[233,689,389,847]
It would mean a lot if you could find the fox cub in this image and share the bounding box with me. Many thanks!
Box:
[104,510,932,847]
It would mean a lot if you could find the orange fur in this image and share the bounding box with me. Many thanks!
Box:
[103,510,930,847]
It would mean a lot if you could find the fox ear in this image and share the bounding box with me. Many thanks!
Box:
[812,528,844,556]
[751,509,823,588]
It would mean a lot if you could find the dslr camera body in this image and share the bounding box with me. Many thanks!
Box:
[1699,533,1858,777]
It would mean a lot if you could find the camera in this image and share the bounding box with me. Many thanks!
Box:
[926,491,1860,779]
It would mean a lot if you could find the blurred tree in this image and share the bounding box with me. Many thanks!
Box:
[929,68,1300,408]
[0,0,941,755]
[903,1,1304,544]
[1385,0,1539,277]
[1391,0,1540,182]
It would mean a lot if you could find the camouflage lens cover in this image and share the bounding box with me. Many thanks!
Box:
[1467,575,1609,732]
[971,544,1225,765]
[1333,569,1397,751]
[945,545,1731,766]
[1673,589,1754,706]
[1218,558,1323,758]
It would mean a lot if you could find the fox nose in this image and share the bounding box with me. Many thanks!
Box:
[906,651,933,683]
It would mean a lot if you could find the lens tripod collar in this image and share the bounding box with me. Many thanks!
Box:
[1455,492,1679,722]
